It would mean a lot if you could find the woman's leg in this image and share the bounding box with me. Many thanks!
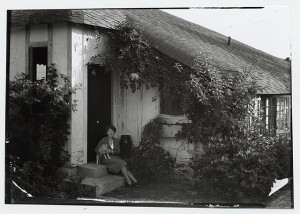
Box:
[127,170,137,183]
[121,166,132,185]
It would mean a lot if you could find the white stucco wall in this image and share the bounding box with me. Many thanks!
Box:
[114,85,159,147]
[9,27,26,80]
[70,25,85,165]
[29,24,48,42]
[159,117,204,163]
[51,23,70,156]
[52,23,69,78]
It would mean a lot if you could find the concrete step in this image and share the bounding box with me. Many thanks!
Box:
[81,175,126,196]
[77,163,108,178]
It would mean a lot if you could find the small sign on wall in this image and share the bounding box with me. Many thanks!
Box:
[36,64,47,80]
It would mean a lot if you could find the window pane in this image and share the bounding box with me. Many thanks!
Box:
[276,96,290,133]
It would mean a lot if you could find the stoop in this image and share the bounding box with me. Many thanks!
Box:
[82,175,125,196]
[73,163,125,197]
[77,163,109,178]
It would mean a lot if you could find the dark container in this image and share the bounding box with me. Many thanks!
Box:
[119,135,132,160]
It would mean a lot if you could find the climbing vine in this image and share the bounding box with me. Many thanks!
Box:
[93,21,260,144]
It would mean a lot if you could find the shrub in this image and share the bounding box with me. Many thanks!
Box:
[7,64,78,199]
[130,118,176,182]
[8,64,76,169]
[191,131,292,200]
[9,159,65,199]
[9,158,94,200]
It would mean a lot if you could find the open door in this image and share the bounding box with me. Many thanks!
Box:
[87,64,111,162]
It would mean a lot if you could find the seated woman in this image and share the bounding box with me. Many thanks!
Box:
[94,125,137,186]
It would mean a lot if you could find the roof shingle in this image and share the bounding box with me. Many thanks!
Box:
[10,9,291,94]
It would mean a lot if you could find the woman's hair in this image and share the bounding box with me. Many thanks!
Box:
[105,125,117,133]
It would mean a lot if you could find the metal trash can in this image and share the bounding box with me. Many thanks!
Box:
[119,135,132,160]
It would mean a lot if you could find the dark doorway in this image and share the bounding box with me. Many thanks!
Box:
[87,64,111,162]
[28,47,48,117]
[29,47,48,81]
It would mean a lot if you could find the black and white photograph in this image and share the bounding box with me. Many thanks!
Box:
[1,0,299,213]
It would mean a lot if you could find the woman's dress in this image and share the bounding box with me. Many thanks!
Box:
[94,137,127,173]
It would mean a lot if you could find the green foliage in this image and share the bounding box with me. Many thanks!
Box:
[9,158,93,200]
[7,64,78,198]
[130,118,176,182]
[94,22,192,94]
[191,129,292,200]
[8,64,76,169]
[177,67,259,144]
[95,22,260,144]
[92,23,290,201]
[140,117,164,142]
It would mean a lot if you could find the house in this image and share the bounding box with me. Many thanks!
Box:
[9,9,291,169]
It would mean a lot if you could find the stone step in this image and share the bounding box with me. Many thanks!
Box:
[81,175,125,196]
[77,163,108,178]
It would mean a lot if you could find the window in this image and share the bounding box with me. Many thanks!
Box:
[252,95,291,135]
[263,96,276,132]
[29,46,48,81]
[28,46,48,116]
[276,96,291,133]
[160,87,184,116]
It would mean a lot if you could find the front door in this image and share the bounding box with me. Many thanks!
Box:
[87,64,111,162]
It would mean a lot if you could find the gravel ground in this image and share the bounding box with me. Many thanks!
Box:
[265,185,293,209]
[11,180,293,209]
[101,180,266,208]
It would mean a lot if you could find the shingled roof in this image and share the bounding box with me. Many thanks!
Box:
[10,9,291,94]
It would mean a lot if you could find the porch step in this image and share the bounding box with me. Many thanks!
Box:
[81,175,126,196]
[77,163,108,178]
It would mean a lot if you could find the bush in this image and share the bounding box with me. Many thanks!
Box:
[7,65,78,199]
[130,118,176,182]
[8,65,76,168]
[9,158,94,200]
[191,131,292,200]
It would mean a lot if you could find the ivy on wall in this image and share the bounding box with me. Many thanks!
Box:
[92,22,260,145]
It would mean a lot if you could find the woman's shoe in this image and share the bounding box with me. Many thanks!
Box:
[125,180,132,187]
